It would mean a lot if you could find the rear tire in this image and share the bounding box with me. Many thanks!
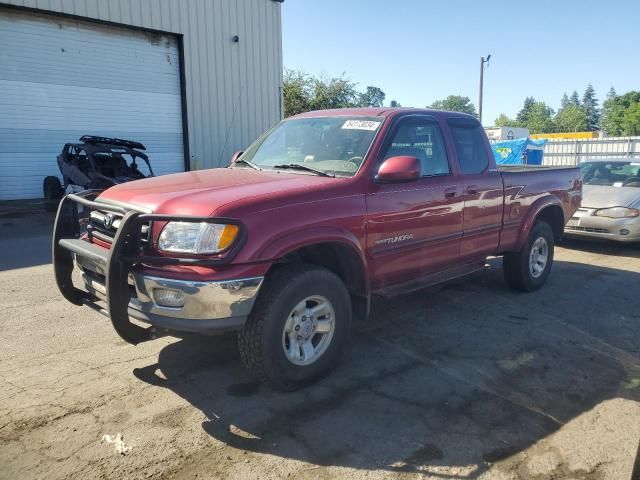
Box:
[503,220,555,292]
[43,176,63,212]
[238,263,351,391]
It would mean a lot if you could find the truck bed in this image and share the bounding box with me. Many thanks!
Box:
[497,164,582,253]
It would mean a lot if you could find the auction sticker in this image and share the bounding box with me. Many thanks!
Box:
[342,120,381,131]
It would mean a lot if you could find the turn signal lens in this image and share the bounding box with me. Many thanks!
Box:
[218,224,240,250]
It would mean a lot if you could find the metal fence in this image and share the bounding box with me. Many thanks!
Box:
[542,137,640,166]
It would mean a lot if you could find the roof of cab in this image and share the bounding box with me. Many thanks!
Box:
[290,107,478,120]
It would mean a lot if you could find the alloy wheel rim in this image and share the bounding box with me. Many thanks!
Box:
[529,236,549,279]
[281,295,335,366]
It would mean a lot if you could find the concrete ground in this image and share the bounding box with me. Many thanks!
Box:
[1,211,639,480]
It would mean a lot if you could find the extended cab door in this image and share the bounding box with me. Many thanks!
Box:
[447,117,504,260]
[366,115,464,290]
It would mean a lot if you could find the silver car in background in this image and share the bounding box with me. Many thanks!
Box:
[565,159,640,243]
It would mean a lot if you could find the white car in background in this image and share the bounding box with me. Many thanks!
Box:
[565,159,640,243]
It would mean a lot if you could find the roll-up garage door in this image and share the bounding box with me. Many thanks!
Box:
[0,8,185,200]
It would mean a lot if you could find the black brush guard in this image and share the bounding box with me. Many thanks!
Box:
[52,191,244,345]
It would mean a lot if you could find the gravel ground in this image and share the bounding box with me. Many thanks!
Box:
[1,211,639,480]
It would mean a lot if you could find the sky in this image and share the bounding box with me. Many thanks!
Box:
[282,0,640,126]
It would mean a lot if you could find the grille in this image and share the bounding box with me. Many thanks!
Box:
[565,225,609,234]
[88,210,120,244]
[88,209,149,245]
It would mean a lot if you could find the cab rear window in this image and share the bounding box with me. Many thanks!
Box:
[448,118,489,175]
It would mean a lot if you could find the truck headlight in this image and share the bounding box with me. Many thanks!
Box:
[593,207,640,218]
[158,222,239,254]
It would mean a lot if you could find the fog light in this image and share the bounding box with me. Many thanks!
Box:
[153,288,185,308]
[620,229,630,236]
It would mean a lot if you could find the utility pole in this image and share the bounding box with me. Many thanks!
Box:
[478,54,491,124]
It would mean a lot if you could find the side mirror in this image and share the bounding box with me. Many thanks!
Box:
[230,150,244,165]
[375,156,421,183]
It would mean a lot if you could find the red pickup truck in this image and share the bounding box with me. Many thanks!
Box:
[53,108,581,390]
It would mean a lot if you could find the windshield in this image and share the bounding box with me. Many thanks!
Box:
[236,116,383,177]
[580,161,640,187]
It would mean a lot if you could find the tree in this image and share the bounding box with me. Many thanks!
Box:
[309,74,360,111]
[359,86,386,107]
[601,93,619,135]
[516,97,536,124]
[600,87,620,134]
[494,113,518,127]
[601,91,640,135]
[570,91,580,106]
[389,100,402,108]
[501,99,554,133]
[621,102,640,136]
[554,104,588,132]
[582,83,600,131]
[429,95,477,117]
[282,69,388,117]
[556,89,590,132]
[282,69,312,117]
[525,102,555,134]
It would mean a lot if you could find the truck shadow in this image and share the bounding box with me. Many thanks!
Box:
[133,259,640,476]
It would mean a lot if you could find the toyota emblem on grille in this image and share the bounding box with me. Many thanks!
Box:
[103,213,114,229]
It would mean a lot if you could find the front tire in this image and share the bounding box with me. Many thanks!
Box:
[503,221,555,292]
[238,263,351,391]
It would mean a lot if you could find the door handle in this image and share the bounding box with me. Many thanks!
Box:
[466,185,479,194]
[444,188,457,198]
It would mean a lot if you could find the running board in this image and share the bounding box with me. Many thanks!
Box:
[373,261,488,297]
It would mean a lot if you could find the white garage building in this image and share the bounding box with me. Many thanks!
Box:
[0,1,283,200]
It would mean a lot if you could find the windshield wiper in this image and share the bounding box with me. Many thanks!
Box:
[233,158,261,170]
[272,163,335,177]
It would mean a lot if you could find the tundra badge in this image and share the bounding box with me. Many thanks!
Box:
[374,234,414,246]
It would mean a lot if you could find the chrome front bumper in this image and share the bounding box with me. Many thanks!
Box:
[79,260,263,334]
[564,207,640,242]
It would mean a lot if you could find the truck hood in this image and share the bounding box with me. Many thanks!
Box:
[582,185,640,209]
[97,167,341,215]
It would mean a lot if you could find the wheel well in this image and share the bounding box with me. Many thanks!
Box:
[281,242,367,296]
[536,205,564,241]
[275,242,369,319]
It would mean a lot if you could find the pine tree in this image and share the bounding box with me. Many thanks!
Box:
[570,91,580,106]
[516,97,536,124]
[582,83,600,131]
[560,93,570,109]
[600,87,618,132]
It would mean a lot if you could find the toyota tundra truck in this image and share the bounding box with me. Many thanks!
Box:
[53,108,582,390]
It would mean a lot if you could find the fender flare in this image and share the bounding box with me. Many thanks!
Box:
[514,196,564,251]
[257,226,370,295]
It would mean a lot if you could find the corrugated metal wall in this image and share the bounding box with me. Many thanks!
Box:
[0,0,283,170]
